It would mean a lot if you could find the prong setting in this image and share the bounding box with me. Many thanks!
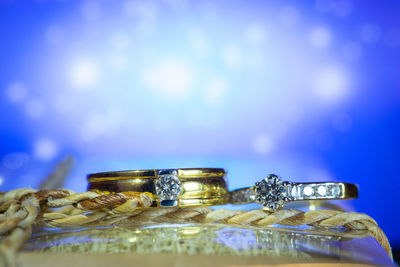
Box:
[155,170,182,207]
[254,174,293,211]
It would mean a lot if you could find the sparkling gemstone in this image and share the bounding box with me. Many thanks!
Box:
[155,174,182,200]
[317,186,327,196]
[254,174,292,211]
[303,186,314,197]
[291,185,301,200]
[330,184,341,197]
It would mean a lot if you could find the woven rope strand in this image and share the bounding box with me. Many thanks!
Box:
[0,189,393,267]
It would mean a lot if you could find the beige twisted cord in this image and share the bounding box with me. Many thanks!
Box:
[0,188,393,267]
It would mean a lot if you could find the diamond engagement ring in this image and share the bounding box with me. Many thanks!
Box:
[229,174,358,211]
[87,168,229,208]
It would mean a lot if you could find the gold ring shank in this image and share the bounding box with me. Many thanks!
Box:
[88,168,226,182]
[87,168,228,208]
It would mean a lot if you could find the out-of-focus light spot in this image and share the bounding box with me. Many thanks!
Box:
[342,42,362,62]
[6,82,28,103]
[279,6,299,26]
[25,99,45,119]
[309,26,332,49]
[222,44,242,69]
[80,111,124,141]
[313,66,349,102]
[360,24,382,43]
[253,134,274,155]
[81,0,101,21]
[204,77,228,105]
[143,60,194,98]
[2,152,30,170]
[45,25,64,44]
[0,176,3,186]
[188,30,210,57]
[34,138,58,161]
[69,59,100,90]
[332,112,352,132]
[385,28,400,48]
[246,24,267,45]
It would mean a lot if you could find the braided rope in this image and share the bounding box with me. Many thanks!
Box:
[0,189,393,267]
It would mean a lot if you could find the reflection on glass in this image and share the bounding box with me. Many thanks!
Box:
[23,223,388,265]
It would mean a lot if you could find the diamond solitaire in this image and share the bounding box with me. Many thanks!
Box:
[155,170,182,206]
[255,174,292,210]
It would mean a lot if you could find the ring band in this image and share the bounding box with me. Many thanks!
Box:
[87,168,228,208]
[230,174,358,211]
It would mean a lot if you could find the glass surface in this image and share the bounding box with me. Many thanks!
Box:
[23,224,392,266]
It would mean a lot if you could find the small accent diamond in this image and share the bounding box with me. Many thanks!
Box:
[317,186,327,196]
[303,186,314,197]
[330,184,341,198]
[254,174,292,211]
[155,172,182,201]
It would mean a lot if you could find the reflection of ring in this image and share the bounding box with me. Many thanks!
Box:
[87,168,228,208]
[230,174,358,211]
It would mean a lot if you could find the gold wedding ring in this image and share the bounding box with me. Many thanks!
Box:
[87,168,228,208]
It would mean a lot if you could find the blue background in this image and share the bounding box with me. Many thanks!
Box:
[0,0,399,249]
